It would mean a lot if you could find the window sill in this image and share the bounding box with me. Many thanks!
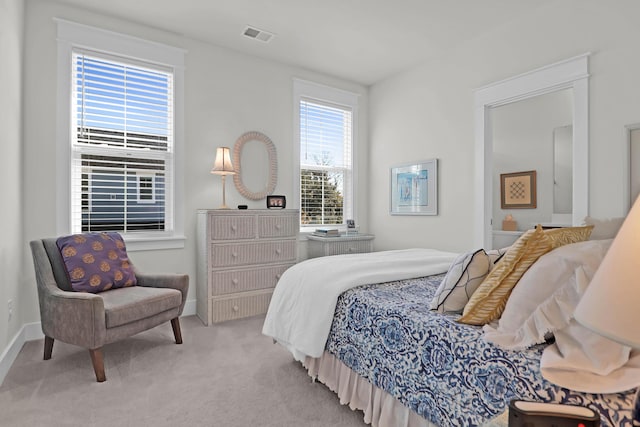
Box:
[123,234,186,251]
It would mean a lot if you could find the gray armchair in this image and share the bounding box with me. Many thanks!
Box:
[29,237,189,382]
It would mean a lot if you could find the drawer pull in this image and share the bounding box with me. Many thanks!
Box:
[275,249,282,255]
[232,252,238,258]
[349,247,357,252]
[231,225,237,232]
[275,224,282,230]
[276,273,281,279]
[232,305,239,312]
[232,278,239,285]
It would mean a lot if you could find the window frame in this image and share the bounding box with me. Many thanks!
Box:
[56,19,186,250]
[293,78,359,234]
[137,172,157,204]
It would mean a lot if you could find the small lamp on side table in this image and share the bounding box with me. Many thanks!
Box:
[211,147,236,209]
[574,195,640,425]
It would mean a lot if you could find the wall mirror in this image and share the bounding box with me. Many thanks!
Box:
[474,53,590,248]
[553,124,573,219]
[490,89,573,234]
[625,124,640,212]
[232,131,278,200]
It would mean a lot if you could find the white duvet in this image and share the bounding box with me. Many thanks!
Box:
[262,248,457,361]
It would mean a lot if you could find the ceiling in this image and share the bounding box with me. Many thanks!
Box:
[55,0,552,86]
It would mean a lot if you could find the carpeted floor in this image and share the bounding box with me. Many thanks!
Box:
[0,315,368,426]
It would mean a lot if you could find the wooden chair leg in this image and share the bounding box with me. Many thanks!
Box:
[43,336,54,360]
[89,348,106,382]
[171,318,183,344]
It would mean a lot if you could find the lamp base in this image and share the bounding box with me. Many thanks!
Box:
[218,175,231,210]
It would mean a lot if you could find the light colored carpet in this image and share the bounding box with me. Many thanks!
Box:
[0,315,368,426]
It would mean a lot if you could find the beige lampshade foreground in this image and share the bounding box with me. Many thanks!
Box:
[211,147,235,175]
[574,195,640,349]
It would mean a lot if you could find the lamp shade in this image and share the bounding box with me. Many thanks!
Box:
[211,147,235,175]
[574,195,640,349]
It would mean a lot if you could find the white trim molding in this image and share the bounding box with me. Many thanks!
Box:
[292,78,360,233]
[474,53,590,248]
[0,322,43,386]
[55,19,186,250]
[183,299,197,318]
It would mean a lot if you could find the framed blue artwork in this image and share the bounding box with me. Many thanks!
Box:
[390,159,438,215]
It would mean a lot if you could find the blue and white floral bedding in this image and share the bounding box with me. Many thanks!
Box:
[325,274,635,427]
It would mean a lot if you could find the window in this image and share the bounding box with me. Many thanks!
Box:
[294,79,359,231]
[72,52,171,233]
[57,20,185,250]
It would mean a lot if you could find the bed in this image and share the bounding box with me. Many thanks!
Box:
[262,228,637,427]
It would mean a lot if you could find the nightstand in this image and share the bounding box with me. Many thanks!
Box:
[307,234,375,258]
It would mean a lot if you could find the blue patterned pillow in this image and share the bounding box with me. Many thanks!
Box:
[56,232,137,293]
[430,249,492,314]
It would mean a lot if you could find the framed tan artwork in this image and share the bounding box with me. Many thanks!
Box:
[500,170,537,209]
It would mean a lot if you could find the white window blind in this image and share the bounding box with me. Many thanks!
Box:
[70,51,174,234]
[299,98,353,227]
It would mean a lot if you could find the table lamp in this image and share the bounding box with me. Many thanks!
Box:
[574,195,640,425]
[211,147,235,209]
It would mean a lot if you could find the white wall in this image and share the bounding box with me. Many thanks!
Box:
[491,89,573,230]
[20,0,368,330]
[0,0,24,361]
[369,0,640,252]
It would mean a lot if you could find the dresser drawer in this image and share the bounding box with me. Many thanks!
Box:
[211,264,293,295]
[307,235,375,258]
[210,291,272,323]
[211,240,297,267]
[210,215,255,240]
[327,239,371,255]
[258,214,297,238]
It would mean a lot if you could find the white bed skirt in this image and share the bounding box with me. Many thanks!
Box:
[303,351,508,427]
[303,351,433,427]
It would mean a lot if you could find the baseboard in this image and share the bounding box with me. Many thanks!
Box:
[24,321,45,341]
[0,300,196,386]
[0,322,42,386]
[0,328,23,386]
[183,298,196,316]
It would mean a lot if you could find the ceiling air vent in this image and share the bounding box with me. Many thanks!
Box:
[243,26,275,43]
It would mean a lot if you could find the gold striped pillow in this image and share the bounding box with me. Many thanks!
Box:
[544,225,594,249]
[458,225,553,326]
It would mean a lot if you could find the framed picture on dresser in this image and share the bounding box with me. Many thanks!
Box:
[267,195,286,209]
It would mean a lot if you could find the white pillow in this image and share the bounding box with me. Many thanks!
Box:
[486,246,509,266]
[430,249,492,314]
[540,266,640,393]
[483,239,612,349]
[583,216,625,240]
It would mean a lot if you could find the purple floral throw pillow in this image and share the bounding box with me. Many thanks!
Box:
[56,232,137,293]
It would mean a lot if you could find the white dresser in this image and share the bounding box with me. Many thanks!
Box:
[196,209,298,325]
[307,234,375,258]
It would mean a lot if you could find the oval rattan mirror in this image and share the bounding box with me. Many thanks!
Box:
[232,131,278,200]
